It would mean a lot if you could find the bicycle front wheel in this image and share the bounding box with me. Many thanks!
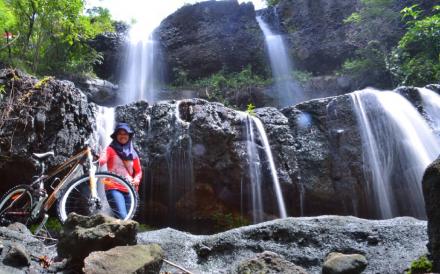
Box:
[0,185,33,226]
[57,172,139,222]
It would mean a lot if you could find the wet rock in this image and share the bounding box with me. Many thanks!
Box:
[69,76,118,106]
[322,252,367,274]
[2,244,30,267]
[422,156,440,271]
[138,216,427,273]
[157,1,267,82]
[0,69,95,195]
[83,244,164,274]
[88,21,129,82]
[57,213,138,263]
[232,251,308,273]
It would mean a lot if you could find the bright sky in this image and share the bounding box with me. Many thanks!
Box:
[86,0,267,41]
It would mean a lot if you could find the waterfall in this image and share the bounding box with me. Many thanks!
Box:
[241,113,287,221]
[119,23,161,104]
[94,106,115,152]
[166,101,195,224]
[351,88,440,219]
[256,16,303,107]
[419,87,440,134]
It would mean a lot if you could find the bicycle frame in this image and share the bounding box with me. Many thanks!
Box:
[30,146,98,217]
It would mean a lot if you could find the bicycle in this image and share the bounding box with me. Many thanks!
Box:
[0,145,139,233]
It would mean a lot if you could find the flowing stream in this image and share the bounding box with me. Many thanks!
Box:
[241,113,287,222]
[351,88,440,219]
[256,16,303,107]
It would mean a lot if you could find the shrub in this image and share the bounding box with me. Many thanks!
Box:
[406,255,433,274]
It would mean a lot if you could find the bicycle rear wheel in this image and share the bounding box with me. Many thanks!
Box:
[0,185,33,226]
[57,172,138,222]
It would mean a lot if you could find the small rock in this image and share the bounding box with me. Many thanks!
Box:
[7,223,32,235]
[3,243,31,267]
[322,252,367,274]
[232,251,308,274]
[83,244,164,274]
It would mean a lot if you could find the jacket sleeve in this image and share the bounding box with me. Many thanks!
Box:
[132,157,142,185]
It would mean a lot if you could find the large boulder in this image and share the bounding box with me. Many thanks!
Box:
[83,244,164,274]
[57,213,138,263]
[0,69,95,194]
[422,157,440,271]
[88,22,129,82]
[138,216,427,273]
[156,0,267,82]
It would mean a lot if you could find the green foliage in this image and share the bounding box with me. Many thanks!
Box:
[178,66,269,106]
[0,0,115,75]
[138,223,155,232]
[34,76,54,89]
[246,103,256,116]
[391,5,440,85]
[211,212,250,231]
[0,84,5,101]
[342,0,404,88]
[291,70,313,84]
[406,255,432,274]
[0,0,16,30]
[29,217,63,234]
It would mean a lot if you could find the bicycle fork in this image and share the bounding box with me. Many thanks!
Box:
[87,148,101,209]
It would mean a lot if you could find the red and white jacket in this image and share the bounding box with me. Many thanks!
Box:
[99,146,142,192]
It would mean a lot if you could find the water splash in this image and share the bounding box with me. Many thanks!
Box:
[241,112,287,221]
[94,106,115,152]
[351,88,440,219]
[418,87,440,134]
[256,16,303,107]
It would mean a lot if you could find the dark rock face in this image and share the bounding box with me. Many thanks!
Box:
[157,1,267,82]
[422,157,440,271]
[88,22,128,82]
[273,0,359,74]
[138,216,427,273]
[0,69,95,194]
[71,76,119,106]
[115,94,375,231]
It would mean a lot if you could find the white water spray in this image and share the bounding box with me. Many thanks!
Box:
[351,88,440,219]
[256,16,303,107]
[241,112,287,221]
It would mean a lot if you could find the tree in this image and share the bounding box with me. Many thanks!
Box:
[1,0,114,75]
[390,5,440,86]
[342,0,402,88]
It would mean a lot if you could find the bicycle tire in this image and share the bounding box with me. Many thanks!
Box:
[57,172,139,222]
[0,185,34,226]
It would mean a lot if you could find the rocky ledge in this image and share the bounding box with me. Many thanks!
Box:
[138,215,428,274]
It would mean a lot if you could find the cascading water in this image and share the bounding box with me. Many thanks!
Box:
[418,87,440,134]
[241,113,287,222]
[351,88,440,219]
[94,106,115,151]
[120,22,160,104]
[256,16,303,107]
[165,101,195,224]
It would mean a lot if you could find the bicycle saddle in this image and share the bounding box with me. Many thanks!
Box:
[32,151,55,160]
